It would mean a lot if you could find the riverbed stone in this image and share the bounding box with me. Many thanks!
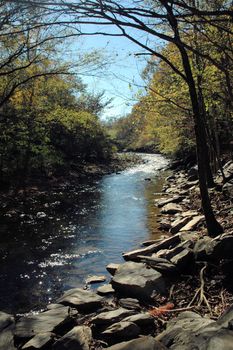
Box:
[97,284,115,296]
[0,311,14,332]
[102,321,140,342]
[0,324,16,350]
[157,196,185,208]
[57,288,103,312]
[85,275,106,284]
[170,217,191,234]
[158,219,171,231]
[111,262,166,300]
[118,298,141,310]
[106,263,120,276]
[123,234,181,261]
[91,308,135,326]
[160,204,183,214]
[170,248,194,271]
[106,336,168,350]
[14,306,71,339]
[22,332,54,349]
[179,215,204,232]
[137,256,177,275]
[53,325,92,350]
[122,313,154,327]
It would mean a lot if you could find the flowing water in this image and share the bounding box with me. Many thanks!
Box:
[0,154,169,314]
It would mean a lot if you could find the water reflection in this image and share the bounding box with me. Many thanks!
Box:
[0,154,168,314]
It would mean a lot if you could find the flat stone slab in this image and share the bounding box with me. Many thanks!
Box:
[170,217,190,234]
[118,298,141,310]
[157,196,184,207]
[22,332,54,349]
[0,324,16,350]
[91,308,135,326]
[14,306,70,339]
[106,336,167,349]
[53,325,92,350]
[122,313,154,327]
[180,216,204,232]
[57,288,103,312]
[97,284,115,296]
[111,262,166,299]
[102,321,140,342]
[0,312,14,332]
[123,234,181,261]
[85,275,106,284]
[106,263,120,276]
[160,204,183,214]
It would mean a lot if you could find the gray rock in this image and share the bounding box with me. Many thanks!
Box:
[123,234,181,261]
[102,321,140,342]
[111,262,166,300]
[57,288,103,312]
[142,239,164,247]
[180,216,204,232]
[223,181,233,198]
[0,311,14,332]
[22,332,54,349]
[170,217,190,234]
[170,248,194,270]
[195,234,233,261]
[106,336,167,349]
[106,263,120,276]
[91,308,135,326]
[97,284,115,296]
[53,325,92,350]
[85,275,106,284]
[194,236,216,260]
[181,210,199,218]
[160,204,183,214]
[122,313,154,327]
[14,306,70,339]
[159,219,172,231]
[0,324,16,350]
[137,256,177,275]
[157,196,184,208]
[118,298,141,310]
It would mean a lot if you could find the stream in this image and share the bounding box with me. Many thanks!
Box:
[0,153,168,314]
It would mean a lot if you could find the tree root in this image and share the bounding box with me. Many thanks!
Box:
[188,264,212,315]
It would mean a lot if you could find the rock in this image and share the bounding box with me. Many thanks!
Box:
[194,236,215,260]
[22,332,54,349]
[85,275,106,284]
[105,336,167,350]
[97,284,115,296]
[157,196,185,208]
[194,234,233,261]
[102,321,140,342]
[36,212,47,219]
[170,248,194,271]
[123,234,181,261]
[179,216,204,232]
[57,288,103,312]
[160,204,183,214]
[187,165,198,180]
[0,324,16,350]
[223,161,233,178]
[181,210,199,217]
[106,263,120,276]
[222,181,233,198]
[91,308,135,326]
[0,311,14,332]
[156,311,213,348]
[170,217,190,234]
[122,313,154,327]
[181,180,199,190]
[142,239,164,247]
[111,262,166,300]
[136,256,177,275]
[118,298,141,310]
[158,219,171,231]
[14,307,71,339]
[53,326,92,350]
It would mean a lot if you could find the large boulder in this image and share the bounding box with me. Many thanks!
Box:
[111,262,166,300]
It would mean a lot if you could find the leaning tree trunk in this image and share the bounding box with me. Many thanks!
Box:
[178,46,223,237]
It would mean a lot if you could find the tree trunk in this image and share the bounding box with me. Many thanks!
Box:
[178,46,223,237]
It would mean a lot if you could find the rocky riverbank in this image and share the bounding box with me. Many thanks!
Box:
[0,160,233,349]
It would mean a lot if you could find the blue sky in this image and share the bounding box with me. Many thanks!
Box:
[64,27,149,120]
